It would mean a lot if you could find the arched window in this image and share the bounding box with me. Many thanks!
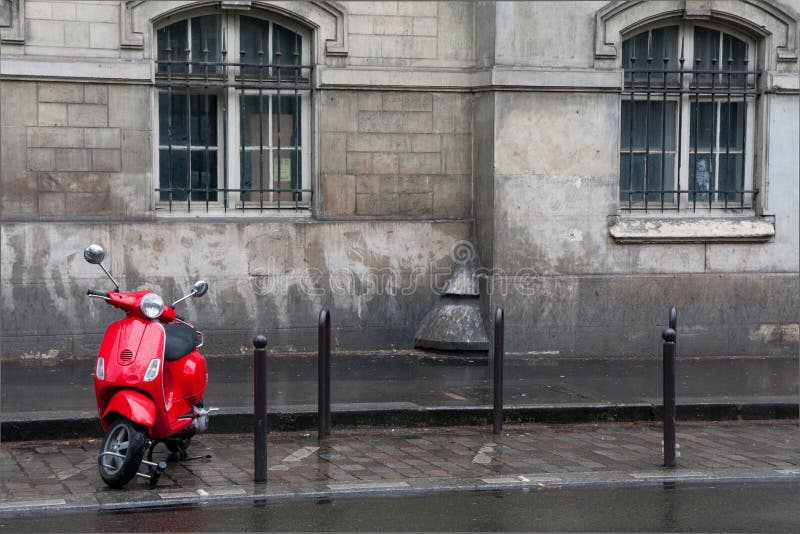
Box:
[154,10,312,212]
[619,22,758,211]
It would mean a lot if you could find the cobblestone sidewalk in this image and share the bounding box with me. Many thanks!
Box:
[1,420,799,513]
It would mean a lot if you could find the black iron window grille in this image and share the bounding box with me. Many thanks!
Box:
[620,24,761,212]
[155,14,312,213]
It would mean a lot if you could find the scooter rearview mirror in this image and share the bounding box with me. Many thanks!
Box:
[84,244,105,265]
[83,244,120,290]
[192,280,209,298]
[172,280,209,307]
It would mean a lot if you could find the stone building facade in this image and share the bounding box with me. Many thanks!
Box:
[1,0,798,360]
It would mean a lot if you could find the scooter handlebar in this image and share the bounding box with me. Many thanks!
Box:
[85,289,185,323]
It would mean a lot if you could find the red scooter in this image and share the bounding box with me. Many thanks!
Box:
[84,244,215,488]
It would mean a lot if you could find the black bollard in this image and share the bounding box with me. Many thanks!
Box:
[493,307,504,434]
[253,334,268,482]
[662,326,677,468]
[324,313,331,436]
[669,306,677,333]
[318,310,331,439]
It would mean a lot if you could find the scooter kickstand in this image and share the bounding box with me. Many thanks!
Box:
[147,440,159,463]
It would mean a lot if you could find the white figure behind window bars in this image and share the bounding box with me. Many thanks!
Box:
[695,158,710,202]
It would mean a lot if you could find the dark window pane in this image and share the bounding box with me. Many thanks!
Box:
[158,149,217,202]
[654,26,680,83]
[272,95,300,147]
[240,16,269,77]
[191,150,218,202]
[621,100,646,150]
[241,95,301,148]
[689,102,715,150]
[241,151,267,202]
[722,33,747,65]
[622,32,647,67]
[273,23,301,65]
[159,149,185,201]
[622,31,648,84]
[621,153,676,204]
[693,27,720,85]
[620,152,633,201]
[620,153,645,201]
[157,20,188,75]
[647,153,676,203]
[241,95,269,147]
[622,26,679,84]
[718,153,743,203]
[190,94,217,146]
[191,15,222,74]
[159,92,187,145]
[649,26,679,73]
[621,100,677,151]
[647,100,677,151]
[719,101,745,150]
[159,93,217,146]
[272,24,303,79]
[689,153,714,202]
[722,33,748,85]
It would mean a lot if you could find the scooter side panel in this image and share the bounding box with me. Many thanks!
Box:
[101,389,156,428]
[167,350,208,406]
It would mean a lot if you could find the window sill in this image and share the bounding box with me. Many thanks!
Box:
[154,206,312,220]
[608,215,775,244]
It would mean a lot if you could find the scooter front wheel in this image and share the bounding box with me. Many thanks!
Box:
[98,418,147,488]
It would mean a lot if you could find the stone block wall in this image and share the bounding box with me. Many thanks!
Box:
[319,90,472,219]
[495,1,603,69]
[6,1,474,68]
[1,81,151,220]
[20,0,126,56]
[344,1,473,66]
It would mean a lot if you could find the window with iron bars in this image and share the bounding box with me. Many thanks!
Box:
[620,23,760,212]
[155,11,312,213]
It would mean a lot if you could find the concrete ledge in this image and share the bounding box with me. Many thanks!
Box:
[317,66,623,92]
[0,57,152,83]
[609,216,776,244]
[3,402,797,441]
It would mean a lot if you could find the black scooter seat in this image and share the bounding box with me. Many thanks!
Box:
[163,323,198,361]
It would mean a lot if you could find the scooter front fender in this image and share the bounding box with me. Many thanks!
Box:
[101,390,155,430]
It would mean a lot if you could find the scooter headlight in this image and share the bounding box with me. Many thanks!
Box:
[140,293,165,319]
[96,357,105,380]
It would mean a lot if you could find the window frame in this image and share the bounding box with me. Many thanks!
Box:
[618,19,760,214]
[151,8,313,216]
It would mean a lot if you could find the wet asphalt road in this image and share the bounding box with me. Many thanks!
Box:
[2,480,799,532]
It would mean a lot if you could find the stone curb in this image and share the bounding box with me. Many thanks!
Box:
[0,467,798,516]
[2,402,797,441]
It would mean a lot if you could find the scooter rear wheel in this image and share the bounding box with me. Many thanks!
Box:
[98,418,147,488]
